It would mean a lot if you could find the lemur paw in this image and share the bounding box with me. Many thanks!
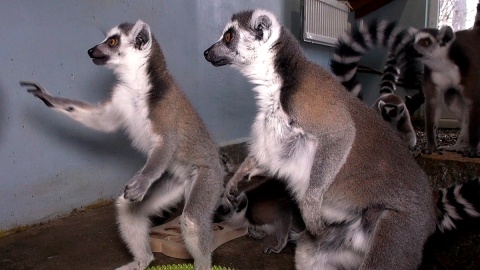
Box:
[225,183,239,204]
[462,147,479,158]
[123,174,151,202]
[422,146,442,155]
[20,81,55,107]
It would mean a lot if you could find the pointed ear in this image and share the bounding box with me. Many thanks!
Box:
[377,100,385,110]
[407,27,418,36]
[252,14,273,41]
[397,103,406,115]
[132,20,152,50]
[438,26,454,46]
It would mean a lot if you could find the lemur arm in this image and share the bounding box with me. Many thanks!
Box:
[300,128,355,236]
[21,81,121,133]
[225,155,265,201]
[123,134,177,202]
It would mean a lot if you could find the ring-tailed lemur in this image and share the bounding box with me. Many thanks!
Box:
[204,9,438,269]
[21,20,224,270]
[215,155,305,254]
[330,20,418,148]
[408,19,480,157]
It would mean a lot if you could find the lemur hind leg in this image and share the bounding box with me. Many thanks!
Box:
[116,173,186,270]
[181,166,223,270]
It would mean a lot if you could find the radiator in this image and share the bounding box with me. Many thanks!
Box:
[302,0,350,46]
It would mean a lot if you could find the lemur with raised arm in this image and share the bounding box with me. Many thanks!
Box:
[330,19,419,148]
[21,20,224,270]
[204,10,480,269]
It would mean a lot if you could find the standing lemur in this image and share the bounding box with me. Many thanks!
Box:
[21,20,224,270]
[204,10,480,269]
[408,10,480,157]
[330,19,419,148]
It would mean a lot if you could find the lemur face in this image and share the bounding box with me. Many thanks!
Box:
[204,10,281,70]
[87,20,152,68]
[378,101,405,123]
[411,26,455,60]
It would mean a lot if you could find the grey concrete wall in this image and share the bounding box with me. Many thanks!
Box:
[0,0,334,231]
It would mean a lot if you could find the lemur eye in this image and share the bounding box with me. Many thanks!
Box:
[418,38,431,47]
[224,32,233,43]
[108,38,118,47]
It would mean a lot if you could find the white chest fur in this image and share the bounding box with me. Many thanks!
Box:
[250,84,317,200]
[425,59,461,91]
[112,83,159,155]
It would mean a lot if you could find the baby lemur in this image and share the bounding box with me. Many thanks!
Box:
[21,20,223,270]
[204,9,479,269]
[216,155,304,254]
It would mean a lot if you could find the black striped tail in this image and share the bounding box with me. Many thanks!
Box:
[330,19,413,99]
[436,177,480,232]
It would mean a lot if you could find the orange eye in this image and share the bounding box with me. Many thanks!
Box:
[224,32,232,43]
[108,38,118,47]
[418,38,431,47]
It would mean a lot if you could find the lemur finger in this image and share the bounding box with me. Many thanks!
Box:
[20,81,48,93]
[24,89,55,107]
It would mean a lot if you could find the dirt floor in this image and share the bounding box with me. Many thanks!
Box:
[0,203,295,270]
[1,201,479,270]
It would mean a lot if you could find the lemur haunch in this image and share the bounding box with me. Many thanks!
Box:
[330,20,417,148]
[21,20,224,270]
[409,21,480,157]
[203,10,477,269]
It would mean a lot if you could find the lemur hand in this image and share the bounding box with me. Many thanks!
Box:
[123,173,152,202]
[20,81,56,107]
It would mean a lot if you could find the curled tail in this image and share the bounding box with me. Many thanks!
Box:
[330,19,412,99]
[436,177,480,232]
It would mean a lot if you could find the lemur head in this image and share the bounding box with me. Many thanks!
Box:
[409,26,455,60]
[88,20,153,69]
[203,9,281,72]
[378,100,406,124]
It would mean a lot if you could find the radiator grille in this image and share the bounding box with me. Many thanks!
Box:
[303,0,350,46]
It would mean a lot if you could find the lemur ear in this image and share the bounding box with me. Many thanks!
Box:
[377,100,385,110]
[397,103,406,114]
[438,26,454,46]
[253,14,273,41]
[407,27,418,36]
[132,20,152,50]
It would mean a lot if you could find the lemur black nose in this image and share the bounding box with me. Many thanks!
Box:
[203,49,209,59]
[88,48,94,57]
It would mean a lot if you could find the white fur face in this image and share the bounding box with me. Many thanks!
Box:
[412,26,455,68]
[377,100,405,124]
[204,10,282,82]
[88,20,152,74]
